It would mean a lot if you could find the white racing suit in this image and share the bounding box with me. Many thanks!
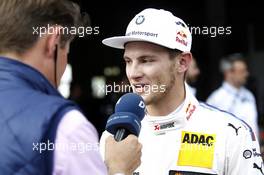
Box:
[100,86,263,175]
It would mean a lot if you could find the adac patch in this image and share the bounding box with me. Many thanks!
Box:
[177,131,216,168]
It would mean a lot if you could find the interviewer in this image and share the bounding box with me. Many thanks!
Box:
[0,0,141,175]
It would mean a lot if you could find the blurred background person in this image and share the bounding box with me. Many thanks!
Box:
[206,53,259,139]
[186,56,200,96]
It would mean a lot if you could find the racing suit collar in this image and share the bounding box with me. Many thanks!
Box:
[144,83,199,133]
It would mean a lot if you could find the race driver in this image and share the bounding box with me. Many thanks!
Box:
[100,8,263,175]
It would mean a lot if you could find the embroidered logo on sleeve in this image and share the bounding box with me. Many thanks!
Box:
[177,131,216,168]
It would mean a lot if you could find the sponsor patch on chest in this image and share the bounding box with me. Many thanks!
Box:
[169,170,217,175]
[177,131,216,168]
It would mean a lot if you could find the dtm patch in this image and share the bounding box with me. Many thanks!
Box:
[169,170,217,175]
[177,131,216,168]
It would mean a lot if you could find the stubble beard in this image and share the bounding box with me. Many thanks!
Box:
[145,63,176,106]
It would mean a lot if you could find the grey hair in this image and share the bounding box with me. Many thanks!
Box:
[219,53,246,73]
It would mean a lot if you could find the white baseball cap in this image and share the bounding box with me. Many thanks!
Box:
[102,8,192,52]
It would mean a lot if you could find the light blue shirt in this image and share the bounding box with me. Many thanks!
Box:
[206,82,259,138]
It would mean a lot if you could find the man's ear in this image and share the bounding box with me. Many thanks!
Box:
[176,52,192,73]
[45,26,61,58]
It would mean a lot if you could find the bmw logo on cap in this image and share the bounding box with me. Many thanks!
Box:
[176,21,186,28]
[136,15,145,25]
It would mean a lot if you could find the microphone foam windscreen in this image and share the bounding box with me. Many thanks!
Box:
[115,93,145,121]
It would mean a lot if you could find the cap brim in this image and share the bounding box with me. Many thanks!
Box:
[102,36,150,49]
[102,36,176,50]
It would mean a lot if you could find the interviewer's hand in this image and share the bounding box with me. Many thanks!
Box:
[105,134,142,175]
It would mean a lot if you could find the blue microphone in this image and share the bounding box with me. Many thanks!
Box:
[106,93,146,141]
